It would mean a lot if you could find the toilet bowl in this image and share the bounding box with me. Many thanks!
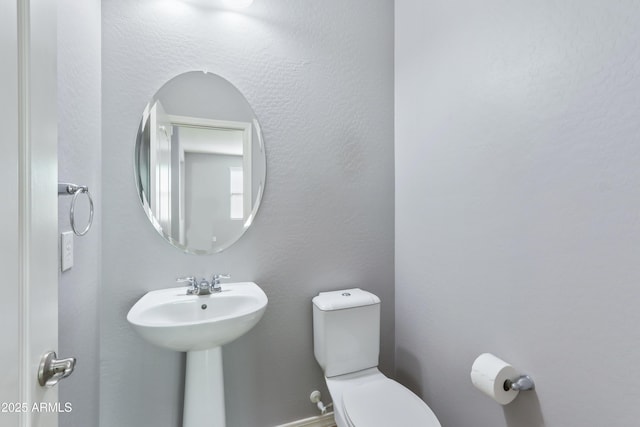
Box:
[312,288,441,427]
[325,367,440,427]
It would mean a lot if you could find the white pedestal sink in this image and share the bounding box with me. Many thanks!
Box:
[127,282,268,427]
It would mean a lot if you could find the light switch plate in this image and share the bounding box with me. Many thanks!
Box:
[61,231,73,272]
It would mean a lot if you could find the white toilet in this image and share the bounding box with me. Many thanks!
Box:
[313,288,442,427]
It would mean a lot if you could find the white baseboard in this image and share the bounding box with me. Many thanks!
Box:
[274,412,336,427]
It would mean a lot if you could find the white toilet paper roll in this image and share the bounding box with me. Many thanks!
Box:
[470,353,519,405]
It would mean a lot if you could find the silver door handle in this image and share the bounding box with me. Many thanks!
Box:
[38,351,76,387]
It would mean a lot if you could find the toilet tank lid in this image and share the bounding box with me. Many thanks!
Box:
[313,288,381,311]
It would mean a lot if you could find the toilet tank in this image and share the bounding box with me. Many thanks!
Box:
[312,288,381,377]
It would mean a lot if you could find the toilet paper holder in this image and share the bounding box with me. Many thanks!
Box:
[471,353,535,405]
[504,375,535,392]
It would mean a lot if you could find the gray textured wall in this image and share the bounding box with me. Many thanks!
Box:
[101,0,394,426]
[395,1,640,426]
[57,0,101,426]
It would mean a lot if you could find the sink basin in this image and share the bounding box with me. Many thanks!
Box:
[127,282,268,352]
[127,281,268,427]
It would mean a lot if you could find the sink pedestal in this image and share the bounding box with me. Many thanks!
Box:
[184,347,225,427]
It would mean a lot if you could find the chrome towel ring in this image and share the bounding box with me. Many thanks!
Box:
[58,182,94,236]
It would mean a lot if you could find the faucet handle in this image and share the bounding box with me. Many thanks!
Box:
[210,274,230,293]
[177,276,197,293]
[177,276,196,285]
[211,274,230,285]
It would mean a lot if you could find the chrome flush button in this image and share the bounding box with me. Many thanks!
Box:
[342,292,351,297]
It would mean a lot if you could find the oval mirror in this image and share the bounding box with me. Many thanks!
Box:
[134,71,266,254]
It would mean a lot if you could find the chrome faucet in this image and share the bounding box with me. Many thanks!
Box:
[197,278,214,295]
[177,274,230,295]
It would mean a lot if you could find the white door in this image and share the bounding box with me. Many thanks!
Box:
[1,0,61,426]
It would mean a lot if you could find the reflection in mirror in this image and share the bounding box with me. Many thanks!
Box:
[135,71,266,254]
